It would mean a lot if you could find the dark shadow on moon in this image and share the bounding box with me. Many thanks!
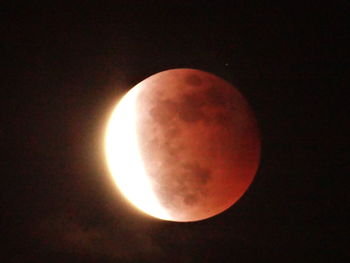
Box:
[134,69,260,220]
[137,75,231,210]
[153,160,211,208]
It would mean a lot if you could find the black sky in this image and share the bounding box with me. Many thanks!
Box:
[2,1,349,262]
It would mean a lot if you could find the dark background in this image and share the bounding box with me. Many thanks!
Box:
[2,1,349,262]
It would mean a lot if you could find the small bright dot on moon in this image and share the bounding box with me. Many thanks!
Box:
[105,86,171,220]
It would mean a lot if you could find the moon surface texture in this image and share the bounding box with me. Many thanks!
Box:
[105,68,260,222]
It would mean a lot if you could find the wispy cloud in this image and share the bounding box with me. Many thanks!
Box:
[33,210,163,261]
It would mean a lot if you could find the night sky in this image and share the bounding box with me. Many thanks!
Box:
[3,1,349,262]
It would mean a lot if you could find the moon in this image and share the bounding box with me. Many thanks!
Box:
[105,68,260,222]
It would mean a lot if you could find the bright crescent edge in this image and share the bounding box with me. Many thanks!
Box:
[105,86,171,221]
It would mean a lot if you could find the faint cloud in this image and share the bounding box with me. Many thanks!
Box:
[33,210,162,261]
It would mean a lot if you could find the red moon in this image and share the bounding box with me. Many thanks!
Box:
[106,68,260,222]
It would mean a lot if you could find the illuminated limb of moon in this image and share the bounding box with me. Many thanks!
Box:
[105,86,171,220]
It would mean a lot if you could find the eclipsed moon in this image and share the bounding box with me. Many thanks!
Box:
[105,68,260,222]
